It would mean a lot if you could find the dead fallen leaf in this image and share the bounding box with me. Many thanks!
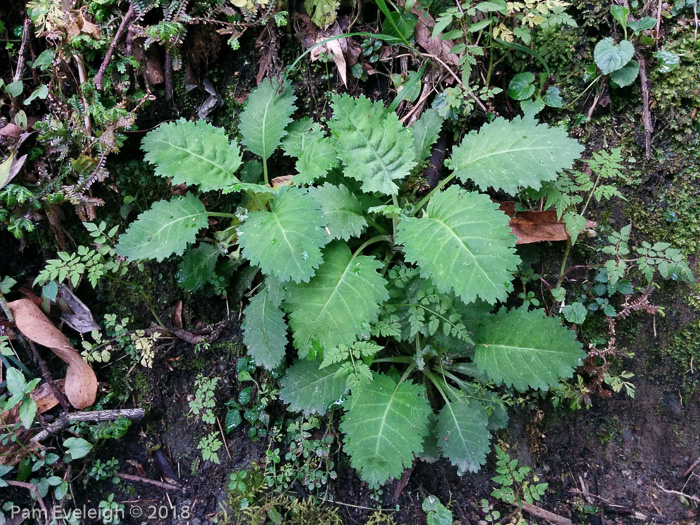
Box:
[8,299,97,409]
[270,175,293,188]
[171,300,184,329]
[498,202,597,244]
[0,123,22,139]
[1,379,65,425]
[308,21,348,87]
[57,284,100,333]
[412,6,459,68]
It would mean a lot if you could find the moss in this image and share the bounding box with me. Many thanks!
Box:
[660,318,700,395]
[132,370,153,406]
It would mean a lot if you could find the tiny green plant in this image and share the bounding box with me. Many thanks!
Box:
[115,78,589,488]
[491,446,548,507]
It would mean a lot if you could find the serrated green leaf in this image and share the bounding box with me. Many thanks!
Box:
[240,78,296,160]
[448,116,584,194]
[594,38,634,75]
[142,119,243,191]
[280,359,347,415]
[474,308,585,391]
[411,108,444,164]
[177,244,220,291]
[397,187,519,304]
[294,137,338,185]
[562,302,587,324]
[435,400,490,475]
[340,373,431,488]
[242,279,288,370]
[281,118,324,158]
[330,94,416,195]
[308,183,367,241]
[237,187,327,283]
[284,240,389,358]
[115,194,208,262]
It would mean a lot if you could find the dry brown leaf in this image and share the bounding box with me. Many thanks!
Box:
[1,379,65,425]
[412,7,458,67]
[270,175,293,188]
[57,283,100,333]
[498,202,597,244]
[8,299,97,409]
[309,22,348,87]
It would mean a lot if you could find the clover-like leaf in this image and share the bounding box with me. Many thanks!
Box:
[340,373,431,488]
[237,187,327,283]
[507,72,536,101]
[330,94,416,195]
[240,78,296,160]
[594,37,634,75]
[279,358,347,415]
[448,115,584,194]
[284,241,388,358]
[242,279,288,370]
[435,400,490,475]
[397,187,520,304]
[141,119,243,191]
[115,194,208,262]
[308,183,367,241]
[473,307,586,391]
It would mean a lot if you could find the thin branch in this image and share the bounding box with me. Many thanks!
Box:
[516,501,573,525]
[94,4,136,90]
[13,17,32,83]
[6,480,50,522]
[116,472,185,492]
[32,408,145,442]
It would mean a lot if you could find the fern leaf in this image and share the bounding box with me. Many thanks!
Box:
[448,116,584,194]
[279,359,347,415]
[340,373,431,488]
[330,94,416,196]
[435,400,490,475]
[115,194,208,261]
[411,108,443,164]
[474,308,585,391]
[237,187,327,283]
[141,119,243,192]
[294,137,339,185]
[242,279,288,370]
[240,78,297,160]
[396,187,520,304]
[284,241,388,358]
[308,183,367,241]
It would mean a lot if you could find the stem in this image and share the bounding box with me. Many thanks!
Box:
[555,241,571,289]
[207,211,239,219]
[372,356,414,364]
[563,75,602,109]
[351,235,392,259]
[413,172,458,214]
[262,159,269,186]
[365,216,390,235]
[398,362,417,385]
[391,195,399,240]
[424,369,450,402]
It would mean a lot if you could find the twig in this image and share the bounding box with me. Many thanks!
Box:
[13,17,32,83]
[683,457,700,478]
[72,54,93,136]
[216,416,231,460]
[31,408,145,442]
[636,51,653,159]
[116,472,185,493]
[6,480,50,522]
[422,53,488,112]
[94,4,136,90]
[655,482,700,503]
[517,501,573,525]
[27,338,70,412]
[655,0,663,40]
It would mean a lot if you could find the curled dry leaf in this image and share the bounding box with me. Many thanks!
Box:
[58,284,100,333]
[7,299,97,409]
[498,202,597,244]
